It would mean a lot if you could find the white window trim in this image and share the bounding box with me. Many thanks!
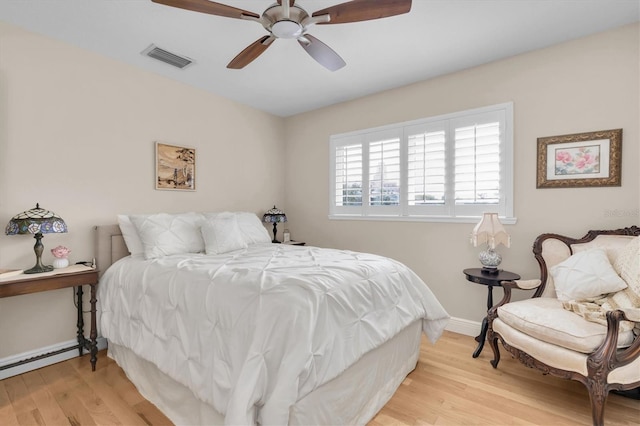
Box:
[329,102,515,224]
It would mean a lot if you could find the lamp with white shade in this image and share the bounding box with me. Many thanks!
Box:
[470,212,510,273]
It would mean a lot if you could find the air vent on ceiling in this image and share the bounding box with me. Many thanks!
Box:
[142,44,193,69]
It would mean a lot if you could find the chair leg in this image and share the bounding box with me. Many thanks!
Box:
[489,335,501,368]
[586,379,608,426]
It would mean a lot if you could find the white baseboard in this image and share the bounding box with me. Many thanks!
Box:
[445,316,481,337]
[0,337,107,380]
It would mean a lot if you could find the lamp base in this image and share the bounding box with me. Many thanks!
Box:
[480,266,500,274]
[479,247,502,272]
[271,222,280,244]
[24,232,53,274]
[24,264,54,274]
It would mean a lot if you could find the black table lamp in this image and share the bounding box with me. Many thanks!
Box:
[263,205,287,243]
[5,203,68,274]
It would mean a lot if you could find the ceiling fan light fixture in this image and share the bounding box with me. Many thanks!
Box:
[271,20,303,39]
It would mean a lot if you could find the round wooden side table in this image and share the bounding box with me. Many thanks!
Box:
[463,268,521,358]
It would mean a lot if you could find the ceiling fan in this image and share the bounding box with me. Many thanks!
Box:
[151,0,412,71]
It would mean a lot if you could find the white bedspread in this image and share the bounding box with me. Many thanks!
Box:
[99,244,449,425]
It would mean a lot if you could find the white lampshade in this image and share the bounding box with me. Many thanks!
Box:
[470,212,510,250]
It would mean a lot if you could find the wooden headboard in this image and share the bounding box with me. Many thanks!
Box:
[94,224,130,277]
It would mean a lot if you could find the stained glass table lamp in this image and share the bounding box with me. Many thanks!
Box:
[5,203,68,274]
[263,205,287,243]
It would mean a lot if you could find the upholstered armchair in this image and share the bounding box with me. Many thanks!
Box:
[487,227,640,426]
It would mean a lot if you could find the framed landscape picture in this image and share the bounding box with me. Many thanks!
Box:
[536,129,622,188]
[155,142,196,191]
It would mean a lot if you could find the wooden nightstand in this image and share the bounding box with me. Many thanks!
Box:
[463,268,520,358]
[0,266,100,372]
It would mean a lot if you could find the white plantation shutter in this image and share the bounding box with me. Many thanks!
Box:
[331,134,364,215]
[369,137,400,207]
[454,122,500,204]
[452,110,507,217]
[335,143,363,207]
[406,123,448,216]
[407,123,446,199]
[329,103,513,221]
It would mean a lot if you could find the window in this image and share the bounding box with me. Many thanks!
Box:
[329,103,514,222]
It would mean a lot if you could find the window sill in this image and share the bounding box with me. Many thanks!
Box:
[328,214,517,225]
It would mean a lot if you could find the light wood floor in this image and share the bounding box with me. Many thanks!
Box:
[1,331,638,425]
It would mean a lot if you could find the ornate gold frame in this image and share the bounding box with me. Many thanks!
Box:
[536,129,622,188]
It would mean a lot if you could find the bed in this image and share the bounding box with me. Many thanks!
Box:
[95,212,449,425]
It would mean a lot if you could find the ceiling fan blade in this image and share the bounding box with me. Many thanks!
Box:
[298,35,346,72]
[227,35,275,69]
[151,0,259,19]
[312,0,411,24]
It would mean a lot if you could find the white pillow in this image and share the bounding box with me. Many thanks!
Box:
[550,248,628,301]
[117,214,144,256]
[236,212,272,245]
[130,212,205,259]
[201,212,248,255]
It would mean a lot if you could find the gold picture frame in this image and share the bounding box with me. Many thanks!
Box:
[155,142,196,191]
[536,129,622,188]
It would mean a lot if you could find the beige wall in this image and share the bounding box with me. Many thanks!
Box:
[1,21,638,360]
[284,23,640,323]
[0,22,285,357]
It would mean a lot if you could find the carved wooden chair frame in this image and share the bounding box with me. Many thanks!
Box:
[487,226,640,426]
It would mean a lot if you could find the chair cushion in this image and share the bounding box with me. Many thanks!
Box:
[498,298,635,353]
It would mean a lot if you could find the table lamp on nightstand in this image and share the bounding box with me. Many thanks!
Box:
[5,203,68,274]
[470,212,510,273]
[263,205,287,243]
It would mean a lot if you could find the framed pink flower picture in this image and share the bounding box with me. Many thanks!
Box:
[536,129,622,188]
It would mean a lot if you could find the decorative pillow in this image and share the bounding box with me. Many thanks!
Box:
[130,212,205,259]
[613,236,639,288]
[201,212,248,255]
[117,214,144,256]
[550,248,627,301]
[236,212,272,245]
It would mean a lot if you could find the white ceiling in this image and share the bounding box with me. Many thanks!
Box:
[1,0,638,117]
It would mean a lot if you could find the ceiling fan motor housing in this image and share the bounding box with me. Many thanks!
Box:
[262,4,308,39]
